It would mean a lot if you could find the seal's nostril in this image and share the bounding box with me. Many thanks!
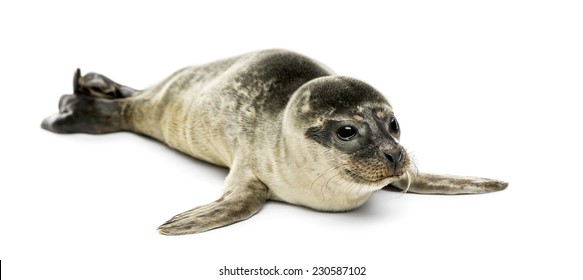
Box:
[385,150,404,171]
[385,153,395,163]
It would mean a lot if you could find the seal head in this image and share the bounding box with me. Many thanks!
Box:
[276,76,411,210]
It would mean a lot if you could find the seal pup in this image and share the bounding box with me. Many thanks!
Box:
[41,49,508,235]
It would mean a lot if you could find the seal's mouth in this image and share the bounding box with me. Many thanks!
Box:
[343,168,402,184]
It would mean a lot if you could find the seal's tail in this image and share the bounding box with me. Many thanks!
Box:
[41,69,137,134]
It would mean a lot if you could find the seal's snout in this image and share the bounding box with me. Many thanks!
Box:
[381,146,406,176]
[384,150,404,170]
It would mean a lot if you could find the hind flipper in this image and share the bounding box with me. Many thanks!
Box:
[42,69,136,134]
[74,68,138,99]
[387,172,508,194]
[157,173,268,235]
[41,94,125,134]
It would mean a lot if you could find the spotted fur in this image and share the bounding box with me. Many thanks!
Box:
[41,49,508,235]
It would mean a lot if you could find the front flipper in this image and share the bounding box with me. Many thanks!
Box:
[388,172,508,195]
[158,174,268,235]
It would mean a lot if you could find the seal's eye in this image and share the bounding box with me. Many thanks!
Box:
[337,126,358,141]
[389,117,399,134]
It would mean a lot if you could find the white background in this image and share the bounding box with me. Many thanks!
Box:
[1,1,582,279]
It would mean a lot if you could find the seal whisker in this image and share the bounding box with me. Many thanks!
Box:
[403,171,412,194]
[309,165,338,192]
[323,167,348,204]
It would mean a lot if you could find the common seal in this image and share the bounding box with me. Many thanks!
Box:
[41,49,508,235]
